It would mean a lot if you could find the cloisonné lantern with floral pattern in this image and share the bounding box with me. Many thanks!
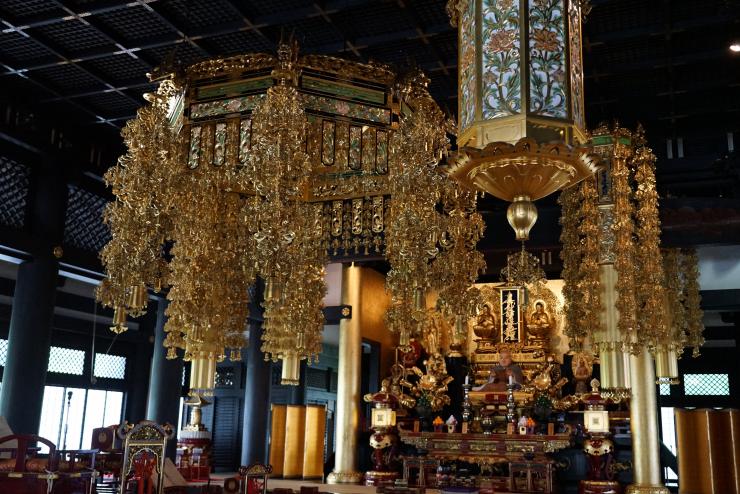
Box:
[446,0,598,240]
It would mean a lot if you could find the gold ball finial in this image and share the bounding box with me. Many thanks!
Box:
[506,196,538,241]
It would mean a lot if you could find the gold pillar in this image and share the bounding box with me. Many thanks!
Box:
[327,265,363,484]
[626,350,669,494]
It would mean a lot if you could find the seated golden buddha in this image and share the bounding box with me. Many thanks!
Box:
[527,301,552,340]
[473,304,498,341]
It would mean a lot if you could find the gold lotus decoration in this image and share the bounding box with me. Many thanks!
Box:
[447,140,599,204]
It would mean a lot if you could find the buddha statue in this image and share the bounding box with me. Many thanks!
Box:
[473,304,498,341]
[527,301,552,340]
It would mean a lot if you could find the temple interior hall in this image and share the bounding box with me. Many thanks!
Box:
[0,1,739,493]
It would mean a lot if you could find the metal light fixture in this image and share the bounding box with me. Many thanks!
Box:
[445,0,599,240]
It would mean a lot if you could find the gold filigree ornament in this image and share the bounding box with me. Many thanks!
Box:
[558,176,602,353]
[384,69,459,352]
[247,41,327,385]
[433,184,486,356]
[558,124,704,386]
[682,249,705,358]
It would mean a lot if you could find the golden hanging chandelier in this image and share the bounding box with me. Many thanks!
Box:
[97,39,462,392]
[384,70,486,354]
[560,124,705,391]
[384,71,448,351]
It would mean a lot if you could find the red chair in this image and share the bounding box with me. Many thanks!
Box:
[239,463,272,494]
[117,421,174,494]
[131,450,157,494]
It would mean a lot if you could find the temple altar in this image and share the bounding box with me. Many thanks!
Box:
[398,431,572,493]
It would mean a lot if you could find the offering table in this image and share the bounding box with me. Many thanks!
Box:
[399,431,572,493]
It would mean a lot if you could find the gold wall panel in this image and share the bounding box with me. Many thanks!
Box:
[303,405,327,479]
[283,405,306,479]
[268,404,287,477]
[727,409,740,494]
[357,267,393,373]
[676,408,740,494]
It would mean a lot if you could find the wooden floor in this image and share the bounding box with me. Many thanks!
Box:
[197,474,442,494]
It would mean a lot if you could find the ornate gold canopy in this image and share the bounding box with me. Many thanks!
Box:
[98,39,483,394]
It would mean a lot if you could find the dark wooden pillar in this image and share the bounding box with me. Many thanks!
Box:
[123,298,156,423]
[0,158,66,434]
[241,283,272,466]
[146,298,182,459]
[0,258,59,433]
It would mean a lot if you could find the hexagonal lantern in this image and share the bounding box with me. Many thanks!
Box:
[446,0,598,240]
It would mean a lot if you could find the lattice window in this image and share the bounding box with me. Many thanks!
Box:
[63,185,111,252]
[684,374,730,396]
[47,347,85,375]
[94,353,126,380]
[0,339,8,367]
[659,383,671,396]
[0,157,30,229]
[215,366,235,388]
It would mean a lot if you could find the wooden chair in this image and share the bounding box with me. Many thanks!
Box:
[0,434,97,494]
[0,434,56,472]
[117,420,174,494]
[239,462,272,494]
